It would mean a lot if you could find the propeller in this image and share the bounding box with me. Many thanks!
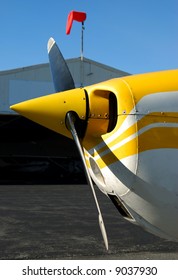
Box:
[47,37,75,92]
[48,37,109,250]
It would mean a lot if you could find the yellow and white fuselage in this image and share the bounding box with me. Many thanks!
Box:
[11,69,178,241]
[84,69,178,241]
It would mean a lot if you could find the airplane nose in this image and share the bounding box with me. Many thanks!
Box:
[10,88,87,139]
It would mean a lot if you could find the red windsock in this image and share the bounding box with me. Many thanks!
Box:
[66,11,87,35]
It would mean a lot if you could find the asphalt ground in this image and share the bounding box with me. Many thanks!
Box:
[0,184,178,260]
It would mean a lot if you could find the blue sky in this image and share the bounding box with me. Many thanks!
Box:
[0,0,177,74]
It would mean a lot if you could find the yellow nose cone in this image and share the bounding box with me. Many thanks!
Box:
[10,88,87,139]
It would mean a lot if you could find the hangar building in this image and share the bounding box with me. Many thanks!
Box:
[0,58,129,183]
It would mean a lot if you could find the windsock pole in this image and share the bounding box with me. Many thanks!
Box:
[80,21,85,87]
[66,11,87,87]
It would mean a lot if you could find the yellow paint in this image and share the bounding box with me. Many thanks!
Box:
[137,112,178,131]
[96,137,138,168]
[82,76,135,150]
[138,126,178,153]
[11,88,87,139]
[122,69,178,104]
[87,116,136,158]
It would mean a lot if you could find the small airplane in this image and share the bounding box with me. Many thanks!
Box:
[10,37,178,250]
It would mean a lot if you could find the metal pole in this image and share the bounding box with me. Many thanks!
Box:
[80,22,85,87]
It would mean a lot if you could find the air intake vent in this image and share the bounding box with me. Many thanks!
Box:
[108,194,133,220]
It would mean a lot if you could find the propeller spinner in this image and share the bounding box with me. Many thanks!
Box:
[11,38,109,250]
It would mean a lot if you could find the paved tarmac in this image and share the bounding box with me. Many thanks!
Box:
[0,184,178,260]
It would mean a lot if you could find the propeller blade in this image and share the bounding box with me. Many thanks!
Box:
[48,37,75,92]
[66,111,109,250]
